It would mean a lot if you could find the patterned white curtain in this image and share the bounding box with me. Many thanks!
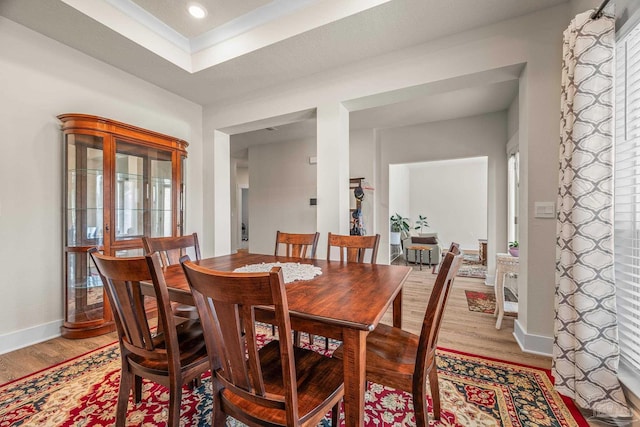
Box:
[554,7,631,418]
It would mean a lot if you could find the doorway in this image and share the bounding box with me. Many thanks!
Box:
[389,156,489,254]
[240,187,249,249]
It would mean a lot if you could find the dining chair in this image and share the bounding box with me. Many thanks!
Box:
[333,247,463,427]
[181,261,344,427]
[142,233,201,267]
[274,231,320,259]
[89,249,209,427]
[432,242,461,274]
[326,232,380,263]
[272,231,320,340]
[310,232,381,349]
[143,233,201,318]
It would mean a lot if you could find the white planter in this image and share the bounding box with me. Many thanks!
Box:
[390,232,401,245]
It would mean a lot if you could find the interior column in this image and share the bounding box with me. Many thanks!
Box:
[204,130,231,257]
[316,103,350,259]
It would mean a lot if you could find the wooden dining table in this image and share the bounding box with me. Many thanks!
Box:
[149,252,411,426]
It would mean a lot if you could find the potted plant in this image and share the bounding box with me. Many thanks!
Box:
[414,215,429,235]
[508,241,519,257]
[390,213,410,245]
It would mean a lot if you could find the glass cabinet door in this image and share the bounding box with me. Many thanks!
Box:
[114,139,173,243]
[64,134,107,331]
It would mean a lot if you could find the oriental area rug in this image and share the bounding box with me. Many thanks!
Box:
[465,289,518,315]
[0,327,587,426]
[456,254,488,279]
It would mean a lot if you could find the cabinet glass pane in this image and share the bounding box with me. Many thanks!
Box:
[115,140,173,241]
[66,134,104,246]
[115,248,144,257]
[65,250,103,323]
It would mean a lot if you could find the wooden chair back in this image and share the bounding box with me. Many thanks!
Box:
[274,231,320,259]
[90,249,208,426]
[448,242,461,255]
[90,250,180,364]
[326,233,380,263]
[142,233,201,267]
[415,249,463,376]
[181,262,301,422]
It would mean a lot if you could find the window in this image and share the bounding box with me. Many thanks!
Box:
[614,19,640,387]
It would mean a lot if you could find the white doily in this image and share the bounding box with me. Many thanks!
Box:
[233,262,322,283]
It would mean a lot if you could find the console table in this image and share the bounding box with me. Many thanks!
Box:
[494,252,519,329]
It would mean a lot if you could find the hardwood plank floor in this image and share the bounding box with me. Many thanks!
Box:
[0,260,634,426]
[380,264,551,369]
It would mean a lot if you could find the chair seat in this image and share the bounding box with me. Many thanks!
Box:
[128,319,208,374]
[333,323,419,392]
[222,340,344,426]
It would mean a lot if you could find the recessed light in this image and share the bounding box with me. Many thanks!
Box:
[188,3,207,19]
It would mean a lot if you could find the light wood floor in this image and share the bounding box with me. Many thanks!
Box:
[0,262,630,426]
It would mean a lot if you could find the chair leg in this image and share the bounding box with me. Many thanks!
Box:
[331,400,341,426]
[189,375,202,390]
[116,371,133,427]
[412,386,429,427]
[212,378,227,427]
[428,367,441,420]
[134,375,143,402]
[168,380,182,427]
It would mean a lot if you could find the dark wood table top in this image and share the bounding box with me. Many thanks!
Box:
[160,252,412,331]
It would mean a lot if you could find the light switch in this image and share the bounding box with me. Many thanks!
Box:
[534,202,556,218]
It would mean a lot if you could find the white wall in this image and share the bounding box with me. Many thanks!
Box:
[0,17,203,353]
[248,137,317,255]
[202,5,568,355]
[407,157,488,251]
[389,164,411,230]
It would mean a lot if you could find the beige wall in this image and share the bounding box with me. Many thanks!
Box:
[0,17,204,353]
[248,138,318,255]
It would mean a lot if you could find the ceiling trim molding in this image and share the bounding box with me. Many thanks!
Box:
[60,0,392,73]
[104,0,190,51]
[190,0,318,52]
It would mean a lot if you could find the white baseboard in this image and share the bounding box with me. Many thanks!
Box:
[0,320,62,355]
[485,274,495,286]
[513,319,553,357]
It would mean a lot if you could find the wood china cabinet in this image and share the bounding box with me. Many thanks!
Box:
[59,114,188,338]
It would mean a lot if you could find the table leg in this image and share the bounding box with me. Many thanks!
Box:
[393,289,402,328]
[418,250,422,271]
[341,329,367,426]
[495,266,505,329]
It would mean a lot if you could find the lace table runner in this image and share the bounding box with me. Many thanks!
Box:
[233,262,322,283]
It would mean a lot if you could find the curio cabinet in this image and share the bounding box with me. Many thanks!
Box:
[59,114,188,338]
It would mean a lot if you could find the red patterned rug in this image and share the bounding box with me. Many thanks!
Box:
[0,325,587,426]
[465,289,517,316]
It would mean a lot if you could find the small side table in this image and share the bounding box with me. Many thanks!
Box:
[494,252,519,329]
[405,245,432,271]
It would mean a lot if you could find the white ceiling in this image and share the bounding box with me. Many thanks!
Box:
[0,0,566,155]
